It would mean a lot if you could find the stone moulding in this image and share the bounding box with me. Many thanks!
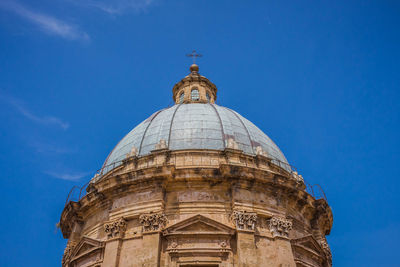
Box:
[62,240,77,266]
[139,213,168,232]
[231,210,257,231]
[319,237,332,264]
[269,216,293,238]
[291,235,331,267]
[62,236,105,267]
[104,217,127,239]
[162,214,235,262]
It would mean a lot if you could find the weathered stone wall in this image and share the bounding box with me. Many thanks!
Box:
[60,149,332,267]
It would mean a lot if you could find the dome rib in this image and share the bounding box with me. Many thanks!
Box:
[167,103,183,148]
[101,103,290,174]
[225,107,255,155]
[208,103,226,149]
[138,108,166,155]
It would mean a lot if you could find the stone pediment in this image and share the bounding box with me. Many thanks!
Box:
[69,236,104,264]
[292,235,323,255]
[291,235,327,266]
[163,214,235,236]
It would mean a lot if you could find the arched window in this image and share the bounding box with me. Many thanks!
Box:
[206,92,211,102]
[179,92,184,103]
[191,88,200,101]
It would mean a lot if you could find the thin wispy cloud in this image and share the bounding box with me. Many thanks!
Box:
[0,0,89,41]
[0,93,70,130]
[28,140,77,154]
[70,0,154,15]
[44,170,90,181]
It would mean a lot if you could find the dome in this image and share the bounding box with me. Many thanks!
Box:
[101,103,289,174]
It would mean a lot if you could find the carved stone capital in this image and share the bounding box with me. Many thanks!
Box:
[104,217,127,239]
[139,213,167,232]
[269,216,292,238]
[231,210,257,231]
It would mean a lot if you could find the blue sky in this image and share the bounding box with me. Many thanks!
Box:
[0,0,399,266]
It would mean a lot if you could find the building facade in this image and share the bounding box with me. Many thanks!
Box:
[59,64,333,267]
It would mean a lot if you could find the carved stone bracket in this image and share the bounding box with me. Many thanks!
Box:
[231,210,257,231]
[139,213,167,232]
[104,217,127,239]
[269,216,292,238]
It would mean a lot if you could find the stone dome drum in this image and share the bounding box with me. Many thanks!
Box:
[102,103,289,174]
[60,63,333,267]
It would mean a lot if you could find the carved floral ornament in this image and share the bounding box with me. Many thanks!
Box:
[231,210,257,231]
[104,217,127,239]
[269,216,293,238]
[139,213,167,232]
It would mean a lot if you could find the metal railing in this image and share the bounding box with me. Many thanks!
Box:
[64,154,327,206]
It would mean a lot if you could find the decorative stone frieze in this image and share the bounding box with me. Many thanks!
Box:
[139,213,167,232]
[269,216,292,238]
[104,217,127,239]
[231,210,257,231]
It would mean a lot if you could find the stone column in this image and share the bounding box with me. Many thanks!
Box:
[268,216,295,266]
[231,211,258,267]
[139,213,167,267]
[102,217,126,267]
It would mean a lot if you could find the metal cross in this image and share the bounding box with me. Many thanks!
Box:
[186,50,202,64]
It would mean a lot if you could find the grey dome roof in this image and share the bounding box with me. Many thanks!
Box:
[102,103,289,173]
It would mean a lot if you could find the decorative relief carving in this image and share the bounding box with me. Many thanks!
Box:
[167,238,179,252]
[139,213,167,232]
[269,216,292,238]
[231,210,257,231]
[218,239,230,251]
[104,217,127,239]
